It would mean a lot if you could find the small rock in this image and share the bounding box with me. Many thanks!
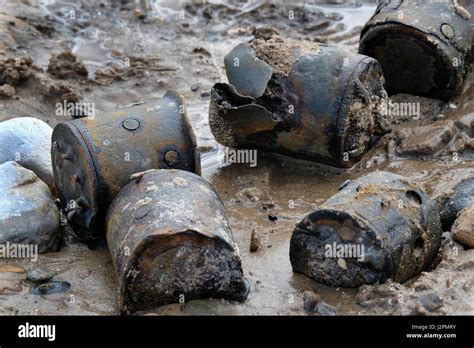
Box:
[337,258,347,270]
[200,91,210,98]
[268,214,278,221]
[314,301,338,316]
[303,291,321,312]
[261,202,275,211]
[396,120,457,156]
[451,205,474,248]
[191,83,201,92]
[47,51,88,79]
[233,187,264,206]
[420,292,444,312]
[0,162,61,253]
[0,84,15,97]
[456,113,474,137]
[26,268,53,283]
[250,229,260,252]
[193,47,211,57]
[0,56,33,86]
[0,117,54,186]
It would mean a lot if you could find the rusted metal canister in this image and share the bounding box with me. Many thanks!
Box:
[106,169,249,314]
[290,171,442,287]
[359,0,474,101]
[438,176,474,231]
[52,91,199,240]
[209,29,390,168]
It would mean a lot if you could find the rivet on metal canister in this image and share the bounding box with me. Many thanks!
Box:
[440,23,455,40]
[122,118,140,131]
[164,150,180,167]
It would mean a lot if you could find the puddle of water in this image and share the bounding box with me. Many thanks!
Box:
[308,2,376,33]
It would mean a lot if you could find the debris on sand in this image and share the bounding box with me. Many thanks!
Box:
[94,56,176,85]
[39,77,79,104]
[47,51,88,80]
[395,120,457,157]
[0,56,33,86]
[302,290,321,312]
[250,229,260,252]
[0,56,34,97]
[0,280,22,294]
[0,84,15,98]
[0,264,25,273]
[233,187,266,206]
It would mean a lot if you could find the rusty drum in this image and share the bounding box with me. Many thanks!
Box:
[106,169,249,314]
[209,29,391,168]
[52,91,199,239]
[359,0,474,100]
[290,171,442,287]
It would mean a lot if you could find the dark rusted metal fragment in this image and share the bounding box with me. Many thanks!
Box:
[290,171,442,287]
[438,177,474,231]
[224,43,273,98]
[52,91,198,240]
[209,31,390,168]
[106,169,249,314]
[359,0,474,101]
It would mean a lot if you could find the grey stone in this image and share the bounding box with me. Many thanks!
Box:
[0,117,54,187]
[0,161,61,253]
[303,290,321,312]
[420,292,444,312]
[456,113,474,137]
[314,301,338,316]
[396,120,457,156]
[26,268,53,283]
[451,205,474,248]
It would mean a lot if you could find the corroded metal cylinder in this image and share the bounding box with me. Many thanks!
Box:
[106,169,249,314]
[209,30,390,168]
[52,91,199,239]
[438,176,474,231]
[359,0,474,101]
[290,171,442,287]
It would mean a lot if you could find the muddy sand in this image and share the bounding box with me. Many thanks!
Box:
[0,0,472,315]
